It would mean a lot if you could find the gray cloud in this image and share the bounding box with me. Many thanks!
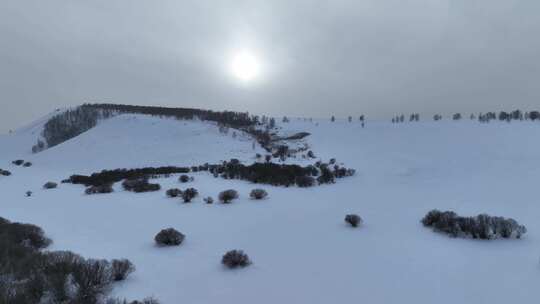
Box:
[1,0,539,132]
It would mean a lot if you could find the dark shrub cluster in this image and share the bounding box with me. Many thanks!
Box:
[154,228,185,246]
[0,169,11,176]
[85,183,114,195]
[12,159,24,166]
[295,175,316,187]
[222,250,251,268]
[67,159,355,191]
[43,181,58,189]
[122,178,161,193]
[166,188,182,198]
[179,174,192,183]
[421,210,527,239]
[219,189,239,204]
[0,216,134,304]
[0,218,51,249]
[250,189,268,200]
[213,160,353,187]
[23,161,32,167]
[182,188,198,203]
[69,166,191,186]
[345,214,362,227]
[111,259,135,281]
[204,196,214,204]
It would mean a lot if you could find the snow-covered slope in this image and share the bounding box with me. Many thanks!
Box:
[1,116,540,303]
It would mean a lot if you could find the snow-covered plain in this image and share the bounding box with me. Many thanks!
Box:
[1,114,540,303]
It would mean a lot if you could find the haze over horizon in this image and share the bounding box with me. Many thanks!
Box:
[2,0,540,132]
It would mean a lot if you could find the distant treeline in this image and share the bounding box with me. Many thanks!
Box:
[390,110,540,124]
[33,103,264,153]
[66,159,355,188]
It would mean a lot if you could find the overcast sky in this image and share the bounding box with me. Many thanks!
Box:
[1,0,539,132]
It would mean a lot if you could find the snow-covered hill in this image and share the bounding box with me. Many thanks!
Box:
[1,115,540,303]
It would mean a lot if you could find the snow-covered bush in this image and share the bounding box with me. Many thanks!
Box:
[111,259,135,281]
[345,214,362,227]
[317,165,335,184]
[12,159,24,166]
[219,189,239,204]
[85,184,114,195]
[250,189,268,200]
[204,196,214,204]
[421,209,527,239]
[182,188,198,203]
[154,228,185,246]
[26,191,32,197]
[0,169,11,176]
[122,178,161,193]
[166,188,182,198]
[23,162,32,167]
[43,181,58,189]
[222,250,251,268]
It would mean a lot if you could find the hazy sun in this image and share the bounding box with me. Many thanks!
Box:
[230,50,260,82]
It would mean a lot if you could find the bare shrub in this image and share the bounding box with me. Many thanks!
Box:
[166,188,182,198]
[85,184,113,195]
[222,250,251,268]
[250,189,268,200]
[219,190,239,204]
[182,188,198,203]
[43,182,58,189]
[111,259,135,281]
[178,175,191,183]
[154,228,185,246]
[421,209,527,239]
[345,214,362,227]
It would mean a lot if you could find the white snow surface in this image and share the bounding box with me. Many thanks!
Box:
[1,114,540,303]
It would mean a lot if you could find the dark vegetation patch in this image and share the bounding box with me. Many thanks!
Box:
[0,169,11,176]
[204,197,214,204]
[178,175,192,183]
[181,188,198,203]
[222,250,251,269]
[85,184,114,195]
[70,166,190,187]
[23,162,33,167]
[122,178,160,193]
[421,210,527,239]
[345,214,362,227]
[166,188,182,198]
[0,216,134,304]
[219,190,239,204]
[154,228,185,246]
[12,159,24,166]
[279,132,311,141]
[250,189,268,200]
[43,181,58,189]
[66,159,355,189]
